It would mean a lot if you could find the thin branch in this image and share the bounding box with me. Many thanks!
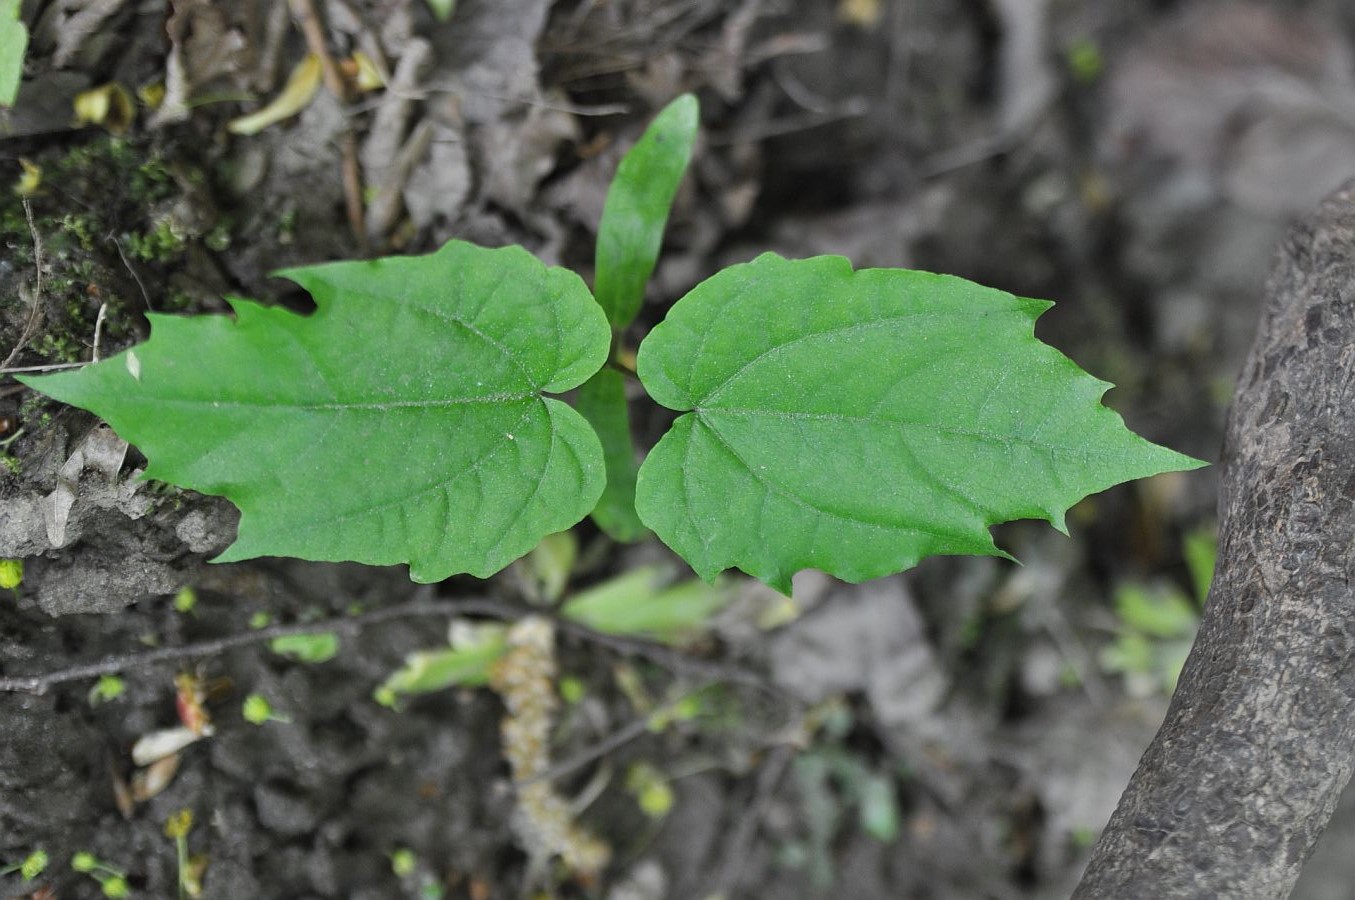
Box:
[0,593,777,701]
[110,235,154,311]
[0,597,516,694]
[2,200,46,369]
[0,362,87,375]
[552,617,771,690]
[705,742,798,895]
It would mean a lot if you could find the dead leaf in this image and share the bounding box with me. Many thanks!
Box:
[52,0,128,69]
[131,725,204,767]
[228,54,322,136]
[152,0,248,127]
[72,83,134,133]
[131,753,183,801]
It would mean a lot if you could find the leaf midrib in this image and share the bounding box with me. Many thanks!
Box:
[123,391,537,411]
[697,406,1121,461]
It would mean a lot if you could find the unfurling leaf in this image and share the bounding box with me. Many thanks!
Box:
[594,93,698,329]
[269,632,339,663]
[20,241,610,582]
[636,253,1204,594]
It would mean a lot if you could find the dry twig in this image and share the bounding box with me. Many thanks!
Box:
[2,201,46,369]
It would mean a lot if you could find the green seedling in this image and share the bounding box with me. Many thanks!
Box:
[71,851,130,898]
[389,848,444,900]
[0,558,22,590]
[89,674,126,705]
[172,586,197,614]
[164,809,203,899]
[242,693,290,725]
[1099,582,1197,697]
[376,563,733,704]
[0,848,48,881]
[1099,528,1212,696]
[624,761,675,819]
[389,848,417,878]
[787,740,903,888]
[18,94,1202,597]
[268,631,339,663]
[558,675,586,705]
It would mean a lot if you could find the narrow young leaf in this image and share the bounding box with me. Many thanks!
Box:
[19,241,610,582]
[575,368,647,541]
[635,253,1205,594]
[560,565,734,644]
[593,93,699,329]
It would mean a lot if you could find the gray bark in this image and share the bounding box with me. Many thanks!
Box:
[1073,182,1355,897]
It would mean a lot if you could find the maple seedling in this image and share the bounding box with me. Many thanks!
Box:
[18,94,1203,595]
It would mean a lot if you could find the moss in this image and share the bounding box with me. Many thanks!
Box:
[33,331,87,363]
[0,134,218,370]
[127,217,186,262]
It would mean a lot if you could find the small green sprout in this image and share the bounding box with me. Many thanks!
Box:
[242,693,290,725]
[1065,38,1104,82]
[172,586,197,614]
[88,674,126,705]
[0,848,49,881]
[625,762,674,819]
[164,809,200,899]
[558,675,586,705]
[248,611,272,629]
[0,558,22,590]
[389,848,416,878]
[268,631,339,663]
[71,852,130,897]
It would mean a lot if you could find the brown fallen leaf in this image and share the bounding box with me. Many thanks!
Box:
[131,753,182,802]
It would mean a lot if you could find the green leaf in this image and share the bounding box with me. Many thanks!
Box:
[269,632,339,663]
[560,565,734,643]
[593,93,699,329]
[0,0,28,108]
[636,253,1205,593]
[522,531,578,603]
[575,368,647,541]
[378,627,508,695]
[424,0,456,21]
[1182,525,1217,605]
[20,241,610,582]
[856,772,901,843]
[1113,583,1198,639]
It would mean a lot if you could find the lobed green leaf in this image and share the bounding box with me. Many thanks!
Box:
[20,241,610,582]
[635,253,1205,593]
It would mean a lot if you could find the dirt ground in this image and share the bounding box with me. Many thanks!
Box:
[4,1,1355,898]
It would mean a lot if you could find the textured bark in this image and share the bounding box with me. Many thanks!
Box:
[1073,182,1355,898]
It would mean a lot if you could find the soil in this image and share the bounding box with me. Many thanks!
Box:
[3,1,1355,898]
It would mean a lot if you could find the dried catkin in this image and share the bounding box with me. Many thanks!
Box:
[490,616,610,876]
